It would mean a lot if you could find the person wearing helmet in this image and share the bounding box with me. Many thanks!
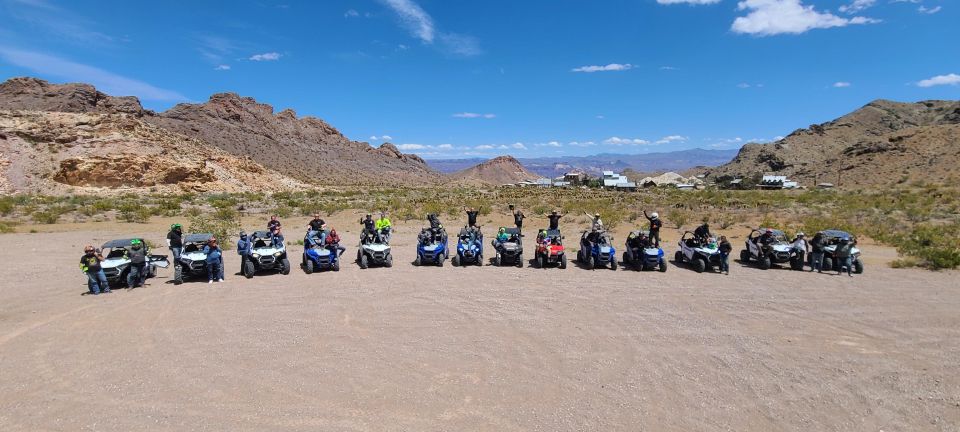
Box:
[167,223,184,265]
[835,237,854,277]
[203,237,224,283]
[643,210,662,247]
[80,245,111,295]
[591,213,604,232]
[360,214,375,242]
[792,232,810,266]
[547,210,563,231]
[237,231,252,275]
[124,239,148,289]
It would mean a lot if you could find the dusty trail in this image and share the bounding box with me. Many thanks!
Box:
[0,226,957,431]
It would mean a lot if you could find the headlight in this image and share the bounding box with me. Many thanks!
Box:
[273,251,282,257]
[252,253,260,258]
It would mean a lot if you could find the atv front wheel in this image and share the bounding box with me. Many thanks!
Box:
[243,260,255,279]
[760,256,771,270]
[740,249,750,263]
[359,254,369,269]
[280,258,291,275]
[414,256,421,266]
[659,260,667,272]
[385,254,393,268]
[304,259,314,274]
[332,260,340,272]
[790,257,804,271]
[674,251,683,264]
[517,254,523,268]
[853,259,864,274]
[476,254,482,266]
[693,257,706,273]
[610,258,618,271]
[823,257,834,272]
[495,254,501,267]
[452,255,460,267]
[560,254,567,269]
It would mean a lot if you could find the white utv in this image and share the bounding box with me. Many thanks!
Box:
[674,231,722,273]
[174,233,214,285]
[100,238,169,287]
[243,230,291,277]
[741,228,804,270]
[357,229,393,269]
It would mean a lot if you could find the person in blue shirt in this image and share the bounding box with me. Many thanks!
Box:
[203,237,224,283]
[236,231,252,275]
[271,227,285,248]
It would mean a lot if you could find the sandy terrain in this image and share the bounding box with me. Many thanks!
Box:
[0,218,958,431]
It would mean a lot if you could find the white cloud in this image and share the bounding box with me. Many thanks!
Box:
[833,81,851,87]
[918,5,941,14]
[214,64,231,71]
[249,52,281,61]
[657,0,721,4]
[656,135,688,144]
[572,63,633,73]
[568,141,596,147]
[839,0,876,14]
[475,144,495,150]
[436,144,454,150]
[917,73,960,87]
[438,33,482,57]
[659,66,678,70]
[511,142,527,149]
[380,0,434,43]
[369,135,395,141]
[732,0,879,36]
[0,46,187,101]
[344,9,360,18]
[396,143,426,150]
[452,112,496,119]
[382,135,393,140]
[604,137,653,145]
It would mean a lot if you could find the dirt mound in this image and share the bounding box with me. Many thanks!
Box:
[0,77,440,187]
[705,99,960,188]
[448,155,540,185]
[0,110,308,194]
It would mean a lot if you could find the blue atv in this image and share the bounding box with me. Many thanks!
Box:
[302,232,341,273]
[623,231,666,272]
[452,227,483,267]
[577,230,617,270]
[415,227,448,267]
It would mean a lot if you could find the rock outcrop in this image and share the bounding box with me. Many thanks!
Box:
[705,99,960,188]
[447,155,540,185]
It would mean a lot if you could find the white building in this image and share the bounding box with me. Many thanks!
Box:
[602,171,631,188]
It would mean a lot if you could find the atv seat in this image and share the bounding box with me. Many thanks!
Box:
[184,244,200,253]
[254,239,267,248]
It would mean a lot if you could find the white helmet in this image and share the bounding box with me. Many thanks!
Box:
[651,212,659,219]
[797,232,805,237]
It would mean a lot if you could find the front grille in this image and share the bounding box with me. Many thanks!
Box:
[258,256,276,265]
[103,268,120,279]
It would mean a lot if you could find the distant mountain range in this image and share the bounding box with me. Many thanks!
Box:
[427,148,740,178]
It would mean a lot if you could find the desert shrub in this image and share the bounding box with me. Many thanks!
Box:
[184,207,203,218]
[32,205,71,224]
[117,202,152,223]
[270,205,294,218]
[188,212,240,248]
[0,222,17,233]
[668,209,690,230]
[894,223,960,270]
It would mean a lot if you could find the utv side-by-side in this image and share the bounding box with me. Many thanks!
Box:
[534,229,567,269]
[817,229,864,274]
[491,227,523,267]
[99,238,169,287]
[623,231,666,272]
[415,227,448,267]
[243,231,291,277]
[174,233,214,284]
[577,230,617,270]
[741,228,804,270]
[674,232,722,273]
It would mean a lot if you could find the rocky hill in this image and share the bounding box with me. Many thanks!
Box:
[0,110,308,194]
[0,77,439,187]
[447,155,540,185]
[705,100,960,188]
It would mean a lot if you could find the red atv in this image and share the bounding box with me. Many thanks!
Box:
[534,229,567,269]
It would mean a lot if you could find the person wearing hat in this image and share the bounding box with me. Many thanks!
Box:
[360,214,376,241]
[203,237,224,283]
[167,223,184,266]
[80,245,111,295]
[643,210,662,247]
[792,231,810,267]
[835,237,854,277]
[510,204,525,233]
[125,239,148,289]
[590,213,604,232]
[271,227,286,248]
[237,231,252,275]
[547,210,563,231]
[718,235,733,275]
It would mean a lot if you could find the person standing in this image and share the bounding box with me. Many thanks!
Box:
[80,245,111,295]
[267,215,282,234]
[590,213,604,232]
[643,210,662,247]
[718,236,732,275]
[271,227,285,248]
[792,232,810,268]
[308,213,325,232]
[835,237,854,277]
[809,232,825,273]
[167,223,183,266]
[464,207,481,228]
[126,239,148,289]
[237,231,252,275]
[203,238,224,283]
[360,214,375,239]
[547,210,563,231]
[510,204,525,233]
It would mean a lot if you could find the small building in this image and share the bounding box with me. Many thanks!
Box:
[534,178,553,188]
[759,174,799,190]
[614,182,637,192]
[563,171,588,186]
[602,171,631,188]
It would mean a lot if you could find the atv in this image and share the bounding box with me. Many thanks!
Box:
[741,228,804,270]
[99,238,169,287]
[302,231,341,273]
[817,229,864,274]
[174,233,214,284]
[534,229,567,269]
[491,227,523,267]
[623,231,666,272]
[414,227,448,267]
[452,227,483,267]
[674,231,722,273]
[357,230,393,269]
[243,231,291,277]
[578,230,617,270]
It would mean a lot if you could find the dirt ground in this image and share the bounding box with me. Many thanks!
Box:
[1,216,958,431]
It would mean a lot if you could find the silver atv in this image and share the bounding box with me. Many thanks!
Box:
[99,238,169,286]
[741,228,804,270]
[357,230,393,269]
[174,233,213,284]
[243,230,291,277]
[674,231,722,273]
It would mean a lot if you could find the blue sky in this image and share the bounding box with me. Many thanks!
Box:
[0,0,957,159]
